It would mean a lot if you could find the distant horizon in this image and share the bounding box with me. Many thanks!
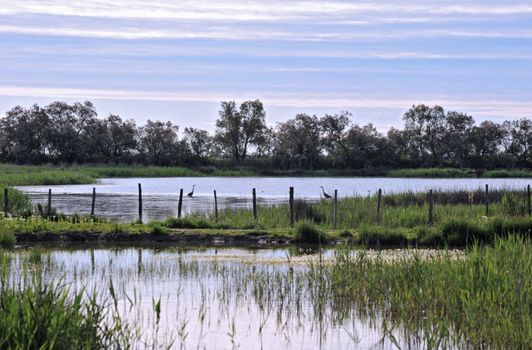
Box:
[1,0,531,132]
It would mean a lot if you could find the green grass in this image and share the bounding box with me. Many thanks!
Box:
[0,275,134,349]
[294,221,327,244]
[0,227,14,248]
[388,167,477,178]
[326,236,531,348]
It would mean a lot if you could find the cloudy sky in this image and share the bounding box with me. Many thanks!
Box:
[0,0,531,131]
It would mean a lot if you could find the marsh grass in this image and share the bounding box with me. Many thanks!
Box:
[0,236,529,348]
[0,276,134,349]
[328,236,531,349]
[294,222,327,244]
[0,228,14,248]
[0,164,255,186]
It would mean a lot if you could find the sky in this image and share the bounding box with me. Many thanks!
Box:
[0,0,531,132]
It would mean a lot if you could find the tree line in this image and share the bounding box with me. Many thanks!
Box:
[1,100,531,170]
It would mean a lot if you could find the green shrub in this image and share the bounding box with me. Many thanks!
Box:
[164,217,213,229]
[0,228,15,248]
[358,226,412,246]
[440,218,488,245]
[150,224,168,236]
[294,222,327,244]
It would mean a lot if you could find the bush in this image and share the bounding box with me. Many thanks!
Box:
[358,226,412,246]
[164,217,213,229]
[440,218,487,245]
[0,227,15,248]
[150,224,169,236]
[294,222,327,244]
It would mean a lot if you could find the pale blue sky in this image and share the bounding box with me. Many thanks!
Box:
[0,0,531,131]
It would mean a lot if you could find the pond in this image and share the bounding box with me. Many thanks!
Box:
[2,245,464,349]
[17,177,532,222]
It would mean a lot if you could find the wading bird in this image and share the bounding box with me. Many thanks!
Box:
[187,185,196,198]
[320,186,332,199]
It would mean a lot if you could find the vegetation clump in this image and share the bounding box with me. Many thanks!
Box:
[294,222,327,244]
[0,277,134,349]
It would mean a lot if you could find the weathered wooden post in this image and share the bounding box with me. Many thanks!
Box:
[47,189,52,217]
[3,187,8,217]
[333,189,338,229]
[178,189,183,218]
[90,249,95,274]
[526,185,532,216]
[376,188,382,225]
[138,183,143,223]
[485,184,489,216]
[90,187,96,219]
[214,190,218,222]
[428,189,434,225]
[289,187,294,227]
[137,248,142,274]
[252,188,257,221]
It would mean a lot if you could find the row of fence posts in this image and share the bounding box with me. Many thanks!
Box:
[4,183,532,227]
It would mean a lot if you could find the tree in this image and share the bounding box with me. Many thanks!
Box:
[470,121,505,168]
[387,127,410,167]
[214,100,267,163]
[442,111,474,166]
[503,118,532,166]
[139,120,179,165]
[0,104,50,163]
[184,127,212,161]
[320,111,351,166]
[45,101,99,163]
[273,114,322,169]
[343,124,389,168]
[103,115,138,162]
[403,104,446,166]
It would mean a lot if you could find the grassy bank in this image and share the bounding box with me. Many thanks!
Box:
[0,164,532,187]
[2,185,532,247]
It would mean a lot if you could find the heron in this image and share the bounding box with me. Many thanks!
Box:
[187,185,196,198]
[320,186,332,199]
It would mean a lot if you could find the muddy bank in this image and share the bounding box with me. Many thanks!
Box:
[14,230,296,246]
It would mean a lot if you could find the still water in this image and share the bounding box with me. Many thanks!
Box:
[3,246,463,349]
[17,177,532,222]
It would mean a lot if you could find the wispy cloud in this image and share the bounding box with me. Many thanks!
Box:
[1,85,529,118]
[0,0,531,127]
[2,1,532,21]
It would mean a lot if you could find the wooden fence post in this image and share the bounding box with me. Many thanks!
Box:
[252,188,257,221]
[333,189,338,229]
[526,185,532,216]
[47,189,52,217]
[90,249,95,274]
[428,189,433,225]
[91,187,96,219]
[289,187,294,227]
[3,188,8,217]
[485,184,489,216]
[376,188,382,225]
[214,190,218,222]
[178,189,183,218]
[138,183,142,223]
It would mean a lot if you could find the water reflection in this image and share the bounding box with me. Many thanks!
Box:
[4,246,450,349]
